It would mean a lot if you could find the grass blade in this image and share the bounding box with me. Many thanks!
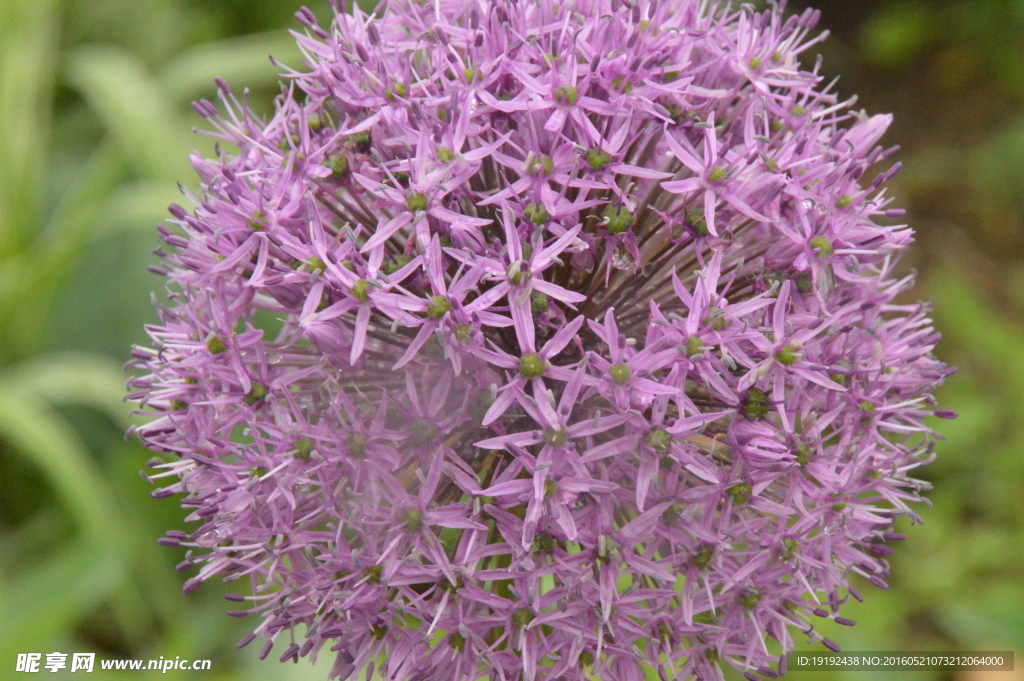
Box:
[160,31,300,102]
[0,0,57,257]
[67,46,188,182]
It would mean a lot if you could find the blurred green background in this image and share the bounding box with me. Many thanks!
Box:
[0,0,1021,679]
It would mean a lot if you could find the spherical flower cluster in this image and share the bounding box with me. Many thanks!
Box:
[129,0,954,679]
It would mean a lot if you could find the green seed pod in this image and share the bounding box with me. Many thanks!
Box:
[293,437,314,461]
[534,532,555,554]
[531,292,549,314]
[795,441,812,466]
[511,607,534,628]
[543,427,568,446]
[382,254,411,275]
[602,205,634,234]
[684,336,704,357]
[524,202,550,225]
[323,153,349,179]
[727,481,752,506]
[348,130,371,152]
[543,478,559,498]
[555,85,578,105]
[811,235,834,258]
[645,427,672,453]
[742,388,770,420]
[738,587,761,610]
[775,343,799,366]
[402,507,423,533]
[351,279,370,302]
[608,362,632,385]
[365,564,383,584]
[686,208,709,237]
[519,353,546,378]
[426,295,451,319]
[406,191,429,212]
[244,381,268,406]
[586,147,613,171]
[409,418,438,446]
[346,433,368,458]
[692,543,715,570]
[248,210,266,231]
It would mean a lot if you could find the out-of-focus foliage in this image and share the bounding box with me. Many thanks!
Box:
[0,0,1020,679]
[0,1,339,677]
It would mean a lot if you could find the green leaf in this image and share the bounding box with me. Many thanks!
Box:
[898,147,961,194]
[1,352,131,426]
[159,31,301,103]
[103,441,188,628]
[941,586,1024,650]
[67,46,188,182]
[0,540,124,665]
[100,181,187,237]
[858,2,930,68]
[969,117,1024,217]
[0,142,128,363]
[928,368,1000,454]
[0,0,57,257]
[0,388,120,545]
[41,141,128,251]
[929,267,1024,394]
[0,506,68,574]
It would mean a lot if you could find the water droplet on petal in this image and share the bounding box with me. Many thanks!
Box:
[816,264,835,302]
[824,517,846,535]
[611,242,636,270]
[266,353,283,364]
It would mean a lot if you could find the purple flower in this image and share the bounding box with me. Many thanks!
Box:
[130,1,954,680]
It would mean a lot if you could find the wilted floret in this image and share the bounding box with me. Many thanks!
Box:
[129,1,953,680]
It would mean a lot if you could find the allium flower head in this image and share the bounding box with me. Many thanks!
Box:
[131,1,954,679]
